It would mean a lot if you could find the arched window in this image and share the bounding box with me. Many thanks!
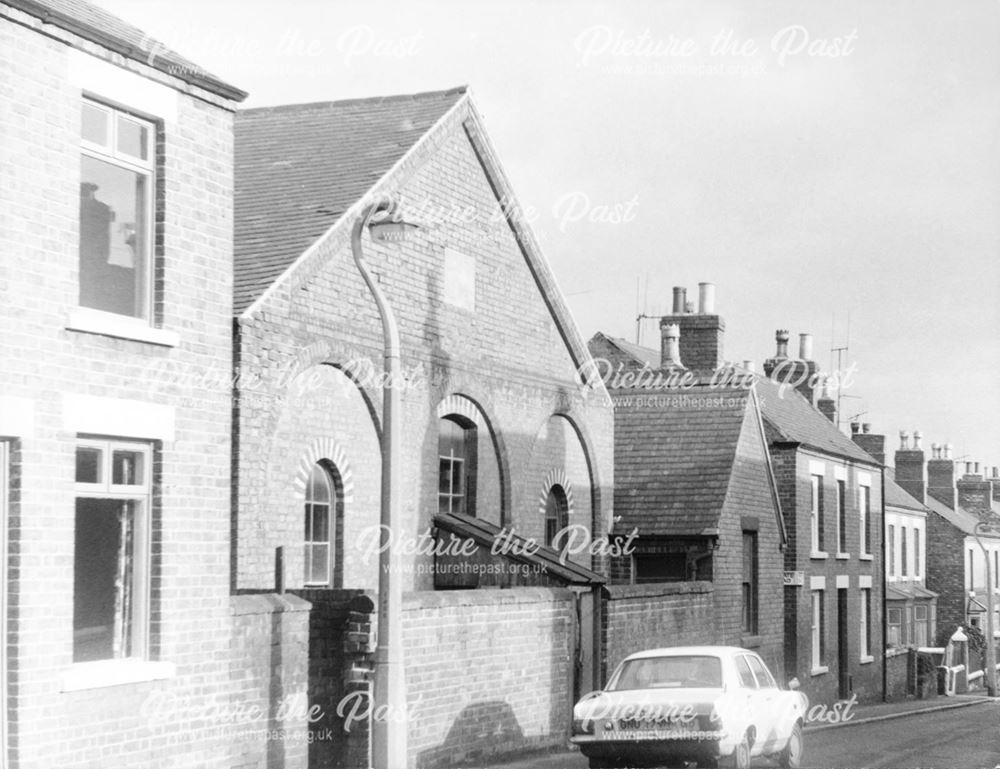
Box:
[544,484,569,547]
[305,462,342,586]
[438,416,476,515]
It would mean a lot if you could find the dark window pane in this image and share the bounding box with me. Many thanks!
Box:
[74,498,135,661]
[312,502,330,542]
[111,449,144,486]
[450,458,464,495]
[82,103,108,146]
[79,155,148,318]
[439,459,452,494]
[117,115,149,160]
[75,446,102,484]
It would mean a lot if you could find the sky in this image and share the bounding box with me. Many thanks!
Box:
[97,0,1000,469]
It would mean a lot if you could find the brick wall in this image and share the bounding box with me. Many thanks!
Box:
[0,8,239,767]
[884,648,914,701]
[925,513,966,642]
[233,97,615,596]
[229,593,312,769]
[602,582,714,682]
[403,588,575,769]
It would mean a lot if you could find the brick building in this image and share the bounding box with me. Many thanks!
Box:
[587,286,787,678]
[0,0,246,767]
[758,331,884,705]
[894,438,1000,643]
[231,88,614,767]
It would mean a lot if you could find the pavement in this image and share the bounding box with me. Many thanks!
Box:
[469,693,997,769]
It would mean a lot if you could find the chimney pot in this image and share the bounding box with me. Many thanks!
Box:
[660,322,684,368]
[698,282,716,315]
[913,431,923,450]
[931,444,939,459]
[775,329,790,358]
[899,431,909,450]
[850,422,860,434]
[945,443,953,459]
[974,461,980,475]
[684,300,695,314]
[672,286,687,314]
[743,359,756,372]
[862,423,871,434]
[798,333,814,361]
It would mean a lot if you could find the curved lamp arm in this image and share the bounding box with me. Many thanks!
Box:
[351,195,401,358]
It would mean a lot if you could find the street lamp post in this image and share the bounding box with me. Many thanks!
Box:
[351,196,418,769]
[972,521,998,697]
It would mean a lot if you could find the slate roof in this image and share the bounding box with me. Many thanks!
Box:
[433,513,605,585]
[233,87,467,313]
[611,384,756,536]
[754,376,878,465]
[924,493,1000,537]
[5,0,246,100]
[593,335,876,466]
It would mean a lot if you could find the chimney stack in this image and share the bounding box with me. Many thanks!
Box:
[763,329,819,403]
[927,441,956,510]
[991,466,1000,505]
[659,321,685,369]
[852,421,886,466]
[958,462,992,514]
[660,283,724,371]
[894,429,925,503]
[816,375,837,423]
[850,422,861,435]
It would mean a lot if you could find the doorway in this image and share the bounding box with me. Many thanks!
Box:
[837,588,850,699]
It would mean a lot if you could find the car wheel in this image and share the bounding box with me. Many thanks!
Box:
[778,723,804,769]
[730,732,752,769]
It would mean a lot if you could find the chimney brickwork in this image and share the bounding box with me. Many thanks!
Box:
[894,431,925,503]
[660,283,724,371]
[763,329,819,404]
[852,423,886,467]
[927,444,956,510]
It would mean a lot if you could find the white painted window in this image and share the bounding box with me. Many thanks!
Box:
[80,100,155,321]
[304,463,343,586]
[73,439,152,662]
[888,525,895,578]
[859,484,871,556]
[811,474,824,553]
[860,588,871,658]
[811,590,826,671]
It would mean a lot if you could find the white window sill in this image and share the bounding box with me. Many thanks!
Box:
[836,552,850,560]
[859,554,873,561]
[810,665,829,677]
[860,655,874,665]
[810,551,829,560]
[67,308,179,347]
[61,659,176,692]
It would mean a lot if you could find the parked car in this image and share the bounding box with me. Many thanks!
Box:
[571,646,806,769]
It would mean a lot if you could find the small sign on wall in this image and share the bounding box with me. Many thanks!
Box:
[443,248,476,311]
[784,570,805,587]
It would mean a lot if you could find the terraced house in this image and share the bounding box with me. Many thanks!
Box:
[759,332,884,705]
[0,0,246,766]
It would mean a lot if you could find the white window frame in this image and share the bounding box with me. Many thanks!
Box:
[860,588,873,663]
[79,98,156,324]
[888,524,896,579]
[835,473,849,559]
[810,470,827,558]
[858,482,872,559]
[811,588,828,675]
[73,438,152,663]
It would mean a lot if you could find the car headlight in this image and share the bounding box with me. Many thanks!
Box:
[571,718,594,735]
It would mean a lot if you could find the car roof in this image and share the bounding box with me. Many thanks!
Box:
[622,646,755,660]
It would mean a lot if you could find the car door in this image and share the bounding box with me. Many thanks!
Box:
[744,653,783,752]
[732,653,763,750]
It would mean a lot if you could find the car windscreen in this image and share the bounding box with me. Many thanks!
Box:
[609,655,723,690]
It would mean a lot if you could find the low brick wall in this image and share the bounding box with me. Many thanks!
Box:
[602,581,715,682]
[885,647,914,701]
[403,588,575,769]
[230,593,312,769]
